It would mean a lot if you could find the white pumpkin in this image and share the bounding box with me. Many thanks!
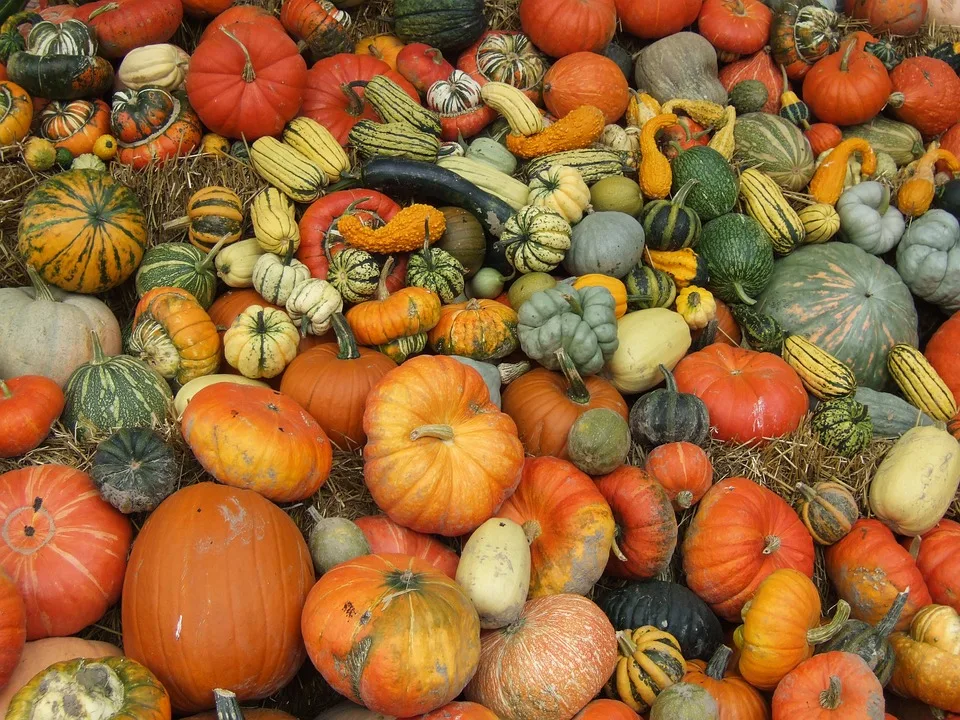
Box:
[456,517,531,629]
[116,44,190,92]
[252,253,311,305]
[605,308,692,393]
[285,278,343,336]
[215,238,265,288]
[527,165,591,224]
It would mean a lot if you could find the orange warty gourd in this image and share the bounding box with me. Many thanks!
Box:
[301,553,480,717]
[644,441,714,511]
[122,482,314,714]
[0,465,131,641]
[684,646,769,720]
[362,355,525,537]
[0,571,25,690]
[542,52,630,124]
[354,515,460,579]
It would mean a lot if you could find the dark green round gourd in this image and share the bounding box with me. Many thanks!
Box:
[811,396,873,458]
[640,179,702,251]
[393,0,486,52]
[603,43,633,83]
[307,508,371,574]
[729,304,785,354]
[91,428,178,513]
[134,240,223,309]
[729,80,769,114]
[630,364,710,447]
[597,580,723,660]
[624,265,676,311]
[864,39,902,70]
[670,146,739,222]
[816,589,909,686]
[697,213,775,305]
[933,179,960,221]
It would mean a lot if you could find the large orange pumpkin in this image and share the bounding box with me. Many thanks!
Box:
[354,515,459,580]
[415,701,500,719]
[0,571,25,689]
[122,482,314,714]
[519,0,616,57]
[465,594,618,720]
[910,519,960,613]
[497,457,615,597]
[573,699,640,719]
[542,52,629,124]
[615,0,701,38]
[844,0,926,34]
[0,465,131,640]
[802,39,893,128]
[181,383,332,502]
[926,310,960,404]
[363,355,525,537]
[302,553,480,717]
[682,477,815,623]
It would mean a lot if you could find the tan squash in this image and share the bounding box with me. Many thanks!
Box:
[606,308,692,393]
[116,44,190,92]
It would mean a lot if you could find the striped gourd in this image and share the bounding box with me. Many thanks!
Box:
[887,344,958,422]
[405,242,466,303]
[181,186,244,253]
[811,396,873,458]
[733,112,815,192]
[729,304,785,354]
[348,120,440,162]
[739,168,805,255]
[364,74,442,136]
[525,148,627,184]
[437,155,529,210]
[645,248,709,289]
[251,188,300,255]
[283,117,351,182]
[797,203,840,244]
[624,265,677,310]
[782,335,857,400]
[327,248,381,303]
[134,241,222,308]
[480,82,543,136]
[250,137,327,203]
[639,179,701,251]
[842,117,923,167]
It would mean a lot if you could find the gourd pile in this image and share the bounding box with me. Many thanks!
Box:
[3,0,960,717]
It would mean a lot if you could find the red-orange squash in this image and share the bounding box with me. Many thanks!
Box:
[497,457,615,597]
[519,0,616,57]
[56,0,184,59]
[644,441,714,511]
[0,571,25,690]
[719,50,783,115]
[0,465,131,640]
[772,651,885,719]
[910,519,960,613]
[199,5,286,42]
[684,646,769,720]
[926,310,960,404]
[542,52,629,124]
[0,376,64,459]
[122,482,314,714]
[354,515,460,580]
[802,39,892,127]
[416,702,500,719]
[302,553,480,717]
[682,477,815,622]
[844,0,927,34]
[615,0,701,38]
[573,699,640,719]
[698,0,773,56]
[362,355,525,537]
[888,57,960,138]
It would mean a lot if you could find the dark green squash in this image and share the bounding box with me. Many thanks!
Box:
[697,213,775,305]
[640,179,702,251]
[393,0,486,52]
[729,304,785,354]
[629,364,710,447]
[853,386,941,438]
[865,39,902,70]
[597,579,724,660]
[670,146,739,222]
[933,179,960,221]
[603,43,633,83]
[134,241,221,309]
[6,50,114,101]
[729,80,769,115]
[0,10,35,63]
[405,234,467,303]
[816,589,909,686]
[624,265,676,311]
[811,396,873,458]
[91,428,178,514]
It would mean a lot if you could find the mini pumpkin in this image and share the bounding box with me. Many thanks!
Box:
[223,305,300,379]
[609,626,686,713]
[796,481,859,545]
[428,298,519,361]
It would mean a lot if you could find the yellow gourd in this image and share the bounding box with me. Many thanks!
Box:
[809,138,877,205]
[626,91,661,129]
[505,105,605,159]
[707,106,737,160]
[897,146,960,218]
[338,204,446,253]
[675,286,717,330]
[662,99,727,128]
[639,113,677,200]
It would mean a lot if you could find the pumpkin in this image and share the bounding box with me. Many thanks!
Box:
[363,355,524,536]
[682,477,815,623]
[542,52,629,124]
[91,428,177,514]
[302,553,479,717]
[207,289,282,339]
[698,0,772,56]
[122,482,313,714]
[110,88,202,169]
[738,569,851,690]
[616,0,701,39]
[825,519,932,630]
[773,652,885,719]
[844,0,926,34]
[354,515,459,579]
[181,383,331,503]
[502,347,627,460]
[802,40,892,127]
[6,656,171,720]
[519,0,614,57]
[396,42,455,93]
[419,702,501,719]
[465,594,618,720]
[796,481,859,545]
[609,626,687,712]
[18,169,146,294]
[564,211,646,278]
[427,299,518,361]
[911,519,960,613]
[35,99,110,157]
[222,304,299,379]
[607,308,692,394]
[573,699,640,720]
[629,364,710,447]
[926,311,960,405]
[684,646,768,720]
[174,376,270,418]
[0,79,30,145]
[597,465,677,580]
[567,408,631,475]
[0,570,24,691]
[756,242,918,391]
[0,465,131,641]
[53,0,183,59]
[354,34,404,69]
[0,375,63,459]
[806,122,843,156]
[889,614,960,713]
[886,57,960,138]
[644,442,714,511]
[200,5,285,43]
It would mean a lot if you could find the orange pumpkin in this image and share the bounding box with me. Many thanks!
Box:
[302,553,480,717]
[354,515,460,579]
[415,701,500,719]
[684,646,769,720]
[844,0,926,34]
[805,123,843,156]
[497,456,615,596]
[465,594,618,719]
[573,699,641,719]
[573,275,628,318]
[682,477,815,622]
[644,441,714,511]
[519,0,616,57]
[696,298,741,347]
[542,52,630,124]
[772,651,885,719]
[427,299,519,361]
[802,39,892,127]
[363,355,525,536]
[37,99,110,156]
[925,310,960,404]
[615,0,701,38]
[181,383,332,502]
[346,260,442,347]
[355,34,405,70]
[0,376,64,459]
[0,571,25,690]
[501,349,628,460]
[909,519,960,613]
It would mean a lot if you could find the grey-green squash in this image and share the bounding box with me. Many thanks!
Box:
[811,396,873,458]
[733,113,815,192]
[91,427,177,513]
[563,211,646,278]
[466,137,517,175]
[590,176,644,216]
[450,355,505,407]
[306,509,371,574]
[567,408,631,475]
[697,213,775,304]
[670,146,739,222]
[650,682,718,720]
[853,386,942,438]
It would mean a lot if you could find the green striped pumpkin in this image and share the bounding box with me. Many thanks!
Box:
[811,396,873,458]
[697,213,775,305]
[733,113,815,192]
[134,240,224,309]
[640,179,701,251]
[63,334,173,441]
[624,265,677,311]
[670,147,739,222]
[841,117,923,167]
[405,241,466,303]
[327,247,381,303]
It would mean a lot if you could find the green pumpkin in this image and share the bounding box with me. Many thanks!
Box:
[327,247,381,303]
[670,146,739,222]
[650,682,718,720]
[63,334,174,440]
[91,427,177,513]
[640,179,702,251]
[624,265,676,311]
[865,39,902,70]
[816,589,909,685]
[698,213,775,305]
[466,137,517,175]
[733,113,815,192]
[405,237,466,303]
[629,364,710,447]
[567,407,631,476]
[500,205,572,274]
[728,80,769,115]
[393,0,486,52]
[135,241,225,309]
[436,206,486,278]
[564,211,646,278]
[811,396,873,458]
[853,386,941,438]
[306,510,371,575]
[590,176,644,217]
[729,304,785,354]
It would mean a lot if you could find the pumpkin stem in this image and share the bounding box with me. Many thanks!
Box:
[820,676,843,710]
[409,424,455,441]
[807,599,851,644]
[306,506,323,525]
[675,490,694,509]
[420,217,435,271]
[616,629,639,657]
[876,588,910,637]
[375,257,396,300]
[672,179,699,208]
[331,312,360,361]
[87,2,119,20]
[340,83,366,117]
[213,688,244,720]
[199,235,231,271]
[762,534,781,555]
[611,532,628,563]
[26,266,56,303]
[878,184,892,215]
[220,27,256,83]
[555,348,591,405]
[283,237,297,265]
[908,535,921,560]
[796,482,818,502]
[0,380,11,400]
[838,39,858,72]
[658,364,678,393]
[498,360,531,384]
[705,645,734,681]
[161,215,191,232]
[732,282,757,305]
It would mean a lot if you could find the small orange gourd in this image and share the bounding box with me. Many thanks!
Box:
[339,204,446,254]
[809,138,877,205]
[639,113,678,199]
[505,105,605,159]
[897,146,960,218]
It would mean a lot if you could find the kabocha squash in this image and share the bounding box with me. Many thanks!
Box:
[809,138,877,205]
[639,113,677,199]
[796,482,859,545]
[223,305,299,379]
[91,428,177,514]
[565,212,646,278]
[782,335,857,400]
[739,168,805,254]
[630,365,710,447]
[18,170,146,294]
[641,180,701,251]
[527,165,592,224]
[773,652,885,719]
[609,627,686,713]
[135,240,226,309]
[499,205,572,274]
[251,188,299,256]
[645,442,713,511]
[506,105,604,159]
[428,299,518,361]
[697,213,774,305]
[110,88,202,169]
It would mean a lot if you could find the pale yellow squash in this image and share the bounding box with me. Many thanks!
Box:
[605,308,691,394]
[174,374,270,418]
[456,517,531,630]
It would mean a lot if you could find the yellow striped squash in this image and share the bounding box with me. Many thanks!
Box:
[283,117,350,182]
[250,137,327,203]
[887,344,958,422]
[739,168,805,255]
[782,335,857,400]
[348,120,440,162]
[525,148,627,184]
[480,82,543,136]
[364,75,442,136]
[251,188,300,255]
[797,203,840,244]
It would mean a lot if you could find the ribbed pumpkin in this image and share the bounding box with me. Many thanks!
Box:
[91,428,178,514]
[910,519,960,613]
[684,646,768,720]
[122,482,314,714]
[802,40,892,127]
[135,241,224,309]
[0,465,131,641]
[644,442,714,511]
[0,570,24,691]
[796,481,859,545]
[0,80,31,146]
[427,298,519,361]
[772,652,885,719]
[640,180,702,251]
[174,186,244,253]
[629,365,710,447]
[18,170,147,294]
[354,515,459,579]
[0,375,63,460]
